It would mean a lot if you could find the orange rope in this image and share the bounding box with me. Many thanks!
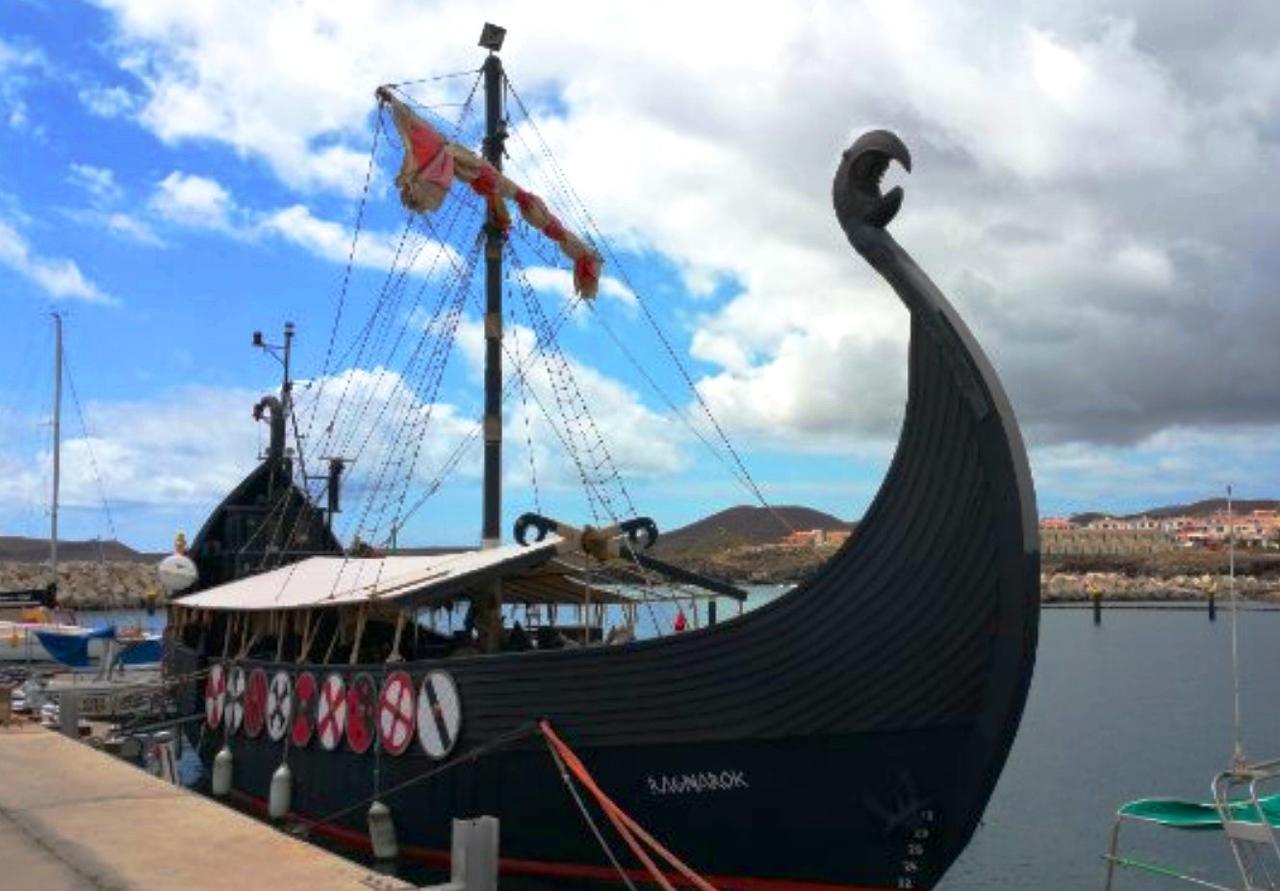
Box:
[539,720,720,891]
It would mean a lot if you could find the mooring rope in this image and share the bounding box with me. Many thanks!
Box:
[540,720,720,891]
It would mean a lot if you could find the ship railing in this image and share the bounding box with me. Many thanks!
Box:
[1213,762,1280,890]
[1104,759,1280,890]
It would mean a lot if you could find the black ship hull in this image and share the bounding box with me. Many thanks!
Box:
[206,723,976,889]
[179,131,1040,889]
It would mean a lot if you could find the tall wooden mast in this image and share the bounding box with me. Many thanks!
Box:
[480,24,507,548]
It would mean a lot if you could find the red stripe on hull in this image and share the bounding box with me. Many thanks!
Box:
[231,791,896,891]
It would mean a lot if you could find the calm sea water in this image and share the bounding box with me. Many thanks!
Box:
[943,606,1280,890]
[87,599,1280,889]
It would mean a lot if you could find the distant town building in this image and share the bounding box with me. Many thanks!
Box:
[1037,509,1280,553]
[781,528,852,549]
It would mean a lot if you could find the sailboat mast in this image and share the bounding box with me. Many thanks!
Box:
[50,311,63,590]
[481,40,507,548]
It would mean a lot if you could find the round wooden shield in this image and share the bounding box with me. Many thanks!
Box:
[416,670,462,760]
[377,671,416,756]
[315,672,347,752]
[204,662,226,729]
[291,671,318,748]
[345,672,376,754]
[266,670,293,742]
[224,665,246,735]
[244,668,268,738]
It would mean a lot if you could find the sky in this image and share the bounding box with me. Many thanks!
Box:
[1,1,1278,551]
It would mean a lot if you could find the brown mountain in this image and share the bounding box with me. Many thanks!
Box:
[655,505,854,556]
[0,536,148,562]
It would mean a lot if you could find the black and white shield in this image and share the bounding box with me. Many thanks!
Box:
[266,670,293,742]
[416,670,461,760]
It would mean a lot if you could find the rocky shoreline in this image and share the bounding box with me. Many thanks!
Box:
[0,561,161,610]
[5,557,1280,610]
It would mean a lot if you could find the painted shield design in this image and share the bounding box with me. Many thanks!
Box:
[244,668,268,738]
[224,665,246,735]
[204,662,226,729]
[266,670,293,742]
[345,673,376,754]
[377,670,416,756]
[416,670,462,760]
[291,671,318,748]
[316,673,347,751]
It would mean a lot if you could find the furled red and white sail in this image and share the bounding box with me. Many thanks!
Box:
[378,88,603,299]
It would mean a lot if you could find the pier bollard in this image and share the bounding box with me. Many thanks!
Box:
[422,817,499,891]
[58,690,81,739]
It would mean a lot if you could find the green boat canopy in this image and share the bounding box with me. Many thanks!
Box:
[1119,795,1280,830]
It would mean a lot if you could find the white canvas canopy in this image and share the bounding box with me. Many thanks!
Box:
[173,538,562,612]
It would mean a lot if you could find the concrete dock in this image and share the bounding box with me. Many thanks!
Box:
[0,723,410,890]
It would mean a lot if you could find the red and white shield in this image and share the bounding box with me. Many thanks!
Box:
[316,673,347,751]
[205,662,226,729]
[377,671,416,756]
[346,673,376,755]
[244,668,267,738]
[291,671,318,748]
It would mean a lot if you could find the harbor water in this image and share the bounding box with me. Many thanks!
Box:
[943,606,1280,889]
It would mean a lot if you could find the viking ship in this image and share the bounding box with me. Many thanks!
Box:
[165,25,1039,890]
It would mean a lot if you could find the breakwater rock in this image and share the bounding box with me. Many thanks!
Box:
[1041,571,1280,602]
[0,561,162,610]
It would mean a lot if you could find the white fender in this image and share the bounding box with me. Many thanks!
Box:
[368,800,398,860]
[211,744,233,797]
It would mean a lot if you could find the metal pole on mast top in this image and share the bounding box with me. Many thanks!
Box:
[50,311,63,593]
[480,24,507,549]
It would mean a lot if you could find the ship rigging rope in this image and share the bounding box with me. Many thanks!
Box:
[384,235,610,538]
[508,249,637,522]
[307,71,480,419]
[61,344,118,545]
[297,73,483,485]
[262,140,486,563]
[503,75,793,534]
[337,234,479,564]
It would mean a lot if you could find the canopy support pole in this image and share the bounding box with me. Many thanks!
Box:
[350,606,367,666]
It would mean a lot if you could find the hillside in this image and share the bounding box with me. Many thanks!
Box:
[656,505,853,556]
[0,536,149,563]
[1070,499,1280,524]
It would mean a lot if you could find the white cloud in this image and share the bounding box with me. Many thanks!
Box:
[77,1,1280,466]
[150,171,235,229]
[107,212,164,246]
[521,264,636,320]
[454,318,688,490]
[78,85,139,118]
[0,219,114,304]
[259,204,461,274]
[68,163,123,204]
[0,38,47,134]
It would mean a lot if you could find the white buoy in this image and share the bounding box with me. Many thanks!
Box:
[367,800,398,860]
[211,744,233,797]
[269,762,292,819]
